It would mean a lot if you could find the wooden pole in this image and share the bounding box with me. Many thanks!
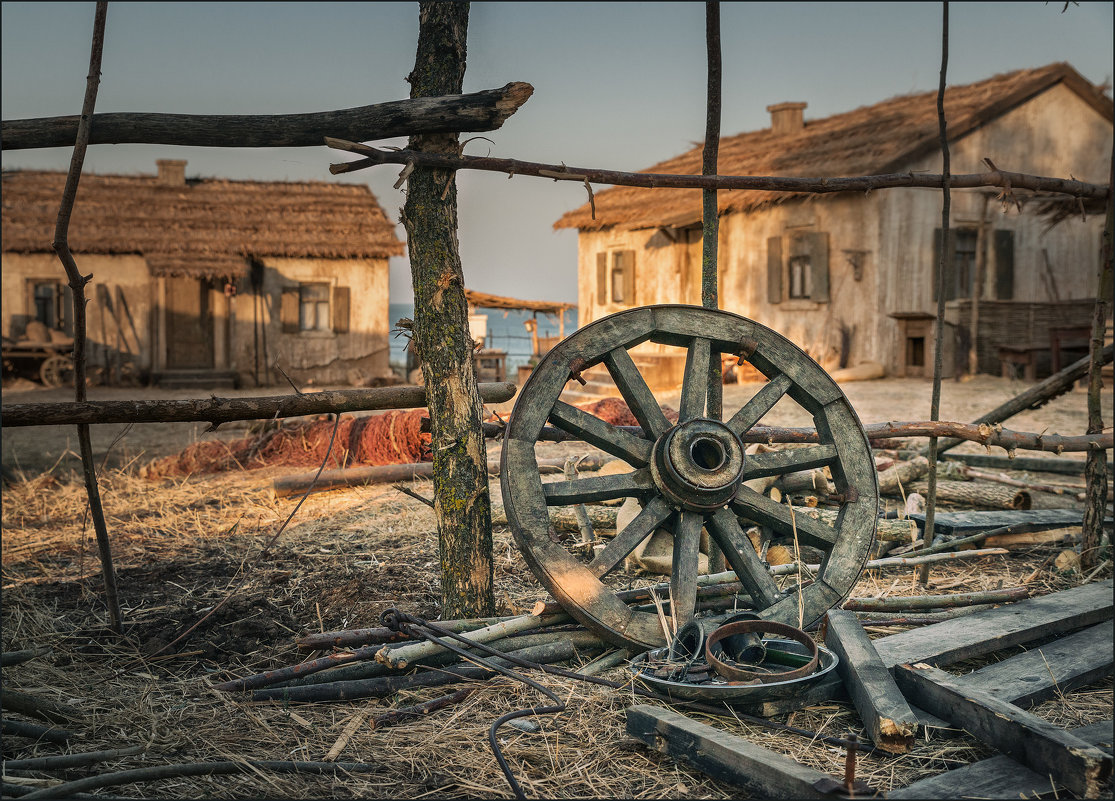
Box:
[920,0,951,586]
[402,2,495,619]
[0,382,517,428]
[1082,157,1113,571]
[969,193,990,376]
[49,2,121,634]
[1,83,533,150]
[703,2,726,574]
[327,139,1108,200]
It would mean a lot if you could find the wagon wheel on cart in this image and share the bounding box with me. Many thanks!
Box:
[39,354,74,388]
[500,305,878,650]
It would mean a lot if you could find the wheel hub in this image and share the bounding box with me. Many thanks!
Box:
[650,418,745,511]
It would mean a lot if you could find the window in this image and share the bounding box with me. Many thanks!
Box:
[767,232,830,304]
[299,283,331,331]
[934,227,1013,301]
[596,250,636,306]
[788,256,812,299]
[28,280,71,334]
[281,283,350,335]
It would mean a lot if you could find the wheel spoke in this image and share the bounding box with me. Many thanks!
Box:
[706,508,784,608]
[730,486,837,549]
[548,401,653,467]
[679,336,712,421]
[740,444,838,481]
[669,510,703,627]
[726,372,793,437]
[602,347,672,440]
[588,496,673,578]
[542,468,654,506]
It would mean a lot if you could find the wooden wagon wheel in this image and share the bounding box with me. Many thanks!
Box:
[39,354,74,388]
[500,305,878,650]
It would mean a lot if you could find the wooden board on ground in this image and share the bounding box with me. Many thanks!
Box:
[951,620,1113,708]
[873,579,1113,669]
[625,704,850,799]
[893,663,1112,798]
[823,609,918,753]
[888,719,1113,799]
[907,509,1110,536]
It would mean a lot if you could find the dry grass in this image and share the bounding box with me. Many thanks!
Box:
[2,446,1112,799]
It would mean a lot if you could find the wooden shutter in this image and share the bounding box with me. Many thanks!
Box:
[332,286,350,334]
[596,252,607,305]
[993,229,1014,300]
[808,232,830,303]
[932,228,959,302]
[280,287,300,333]
[767,237,783,304]
[620,250,636,306]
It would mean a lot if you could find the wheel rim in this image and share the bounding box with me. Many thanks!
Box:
[500,305,878,650]
[39,355,73,388]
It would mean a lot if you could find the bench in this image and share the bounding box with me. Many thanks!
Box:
[997,344,1047,381]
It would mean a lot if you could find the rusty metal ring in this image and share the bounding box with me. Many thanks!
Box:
[704,620,819,685]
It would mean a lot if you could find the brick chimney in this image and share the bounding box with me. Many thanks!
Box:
[766,102,807,136]
[156,159,187,186]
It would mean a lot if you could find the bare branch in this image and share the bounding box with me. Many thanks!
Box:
[325,139,1109,200]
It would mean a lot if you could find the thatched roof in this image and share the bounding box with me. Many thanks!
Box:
[555,63,1114,232]
[1,167,404,278]
[464,289,575,314]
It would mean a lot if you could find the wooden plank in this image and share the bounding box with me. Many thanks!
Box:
[908,509,1111,537]
[873,579,1113,669]
[953,620,1113,708]
[888,719,1113,799]
[823,609,918,753]
[893,663,1112,798]
[624,704,835,799]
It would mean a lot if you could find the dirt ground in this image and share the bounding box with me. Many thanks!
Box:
[1,373,1110,799]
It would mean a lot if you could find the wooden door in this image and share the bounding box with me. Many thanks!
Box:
[165,277,213,369]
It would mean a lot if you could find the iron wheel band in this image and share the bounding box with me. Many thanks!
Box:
[704,619,819,685]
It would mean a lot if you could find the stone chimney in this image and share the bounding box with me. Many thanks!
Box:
[156,159,187,186]
[766,102,807,136]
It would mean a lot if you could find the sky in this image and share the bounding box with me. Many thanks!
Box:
[2,2,1112,305]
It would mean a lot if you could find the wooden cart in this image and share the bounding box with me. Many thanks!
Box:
[1,338,75,387]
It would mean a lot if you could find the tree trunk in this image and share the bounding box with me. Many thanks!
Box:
[402,2,494,619]
[1082,165,1113,571]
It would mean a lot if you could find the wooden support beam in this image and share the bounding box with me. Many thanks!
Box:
[0,83,534,150]
[624,704,853,799]
[0,382,517,428]
[823,609,918,753]
[950,620,1113,708]
[873,579,1113,669]
[893,663,1112,798]
[889,719,1113,799]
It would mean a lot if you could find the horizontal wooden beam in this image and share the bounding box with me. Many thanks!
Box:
[625,704,851,799]
[0,382,518,428]
[889,719,1113,799]
[950,620,1113,708]
[327,140,1111,200]
[873,579,1113,669]
[893,663,1112,798]
[0,82,533,150]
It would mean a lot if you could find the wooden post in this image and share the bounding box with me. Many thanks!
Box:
[1082,163,1113,571]
[823,609,917,753]
[920,1,952,586]
[968,193,990,376]
[401,2,495,619]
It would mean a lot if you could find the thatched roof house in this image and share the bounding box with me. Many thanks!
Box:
[555,63,1112,384]
[2,161,403,387]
